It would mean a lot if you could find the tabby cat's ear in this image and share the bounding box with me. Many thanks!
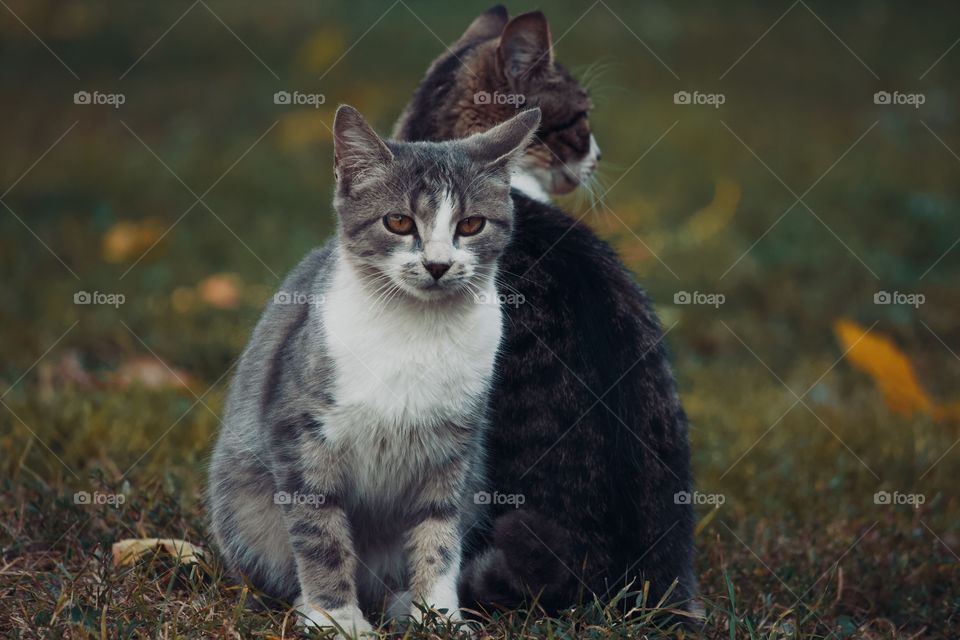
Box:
[333,105,393,191]
[462,108,541,170]
[456,5,509,46]
[498,11,553,86]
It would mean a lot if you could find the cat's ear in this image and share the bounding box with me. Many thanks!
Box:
[333,105,393,191]
[456,5,509,46]
[498,11,553,87]
[462,108,541,170]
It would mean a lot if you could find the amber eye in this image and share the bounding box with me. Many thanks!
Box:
[383,214,415,235]
[456,216,486,237]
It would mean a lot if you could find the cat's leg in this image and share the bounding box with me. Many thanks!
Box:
[407,519,462,621]
[405,458,468,622]
[276,453,373,637]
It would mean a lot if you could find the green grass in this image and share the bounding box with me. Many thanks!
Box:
[2,1,959,637]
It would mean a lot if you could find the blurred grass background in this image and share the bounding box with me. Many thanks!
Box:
[1,0,959,636]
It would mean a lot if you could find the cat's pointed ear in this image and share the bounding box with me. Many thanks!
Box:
[498,11,553,87]
[456,5,509,46]
[333,105,393,191]
[462,108,541,169]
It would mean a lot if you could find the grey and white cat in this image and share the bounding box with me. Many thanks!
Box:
[207,104,540,636]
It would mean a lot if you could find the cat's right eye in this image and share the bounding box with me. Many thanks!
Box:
[383,214,415,235]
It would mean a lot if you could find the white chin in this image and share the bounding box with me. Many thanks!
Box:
[399,281,454,301]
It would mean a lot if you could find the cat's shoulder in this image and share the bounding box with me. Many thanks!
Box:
[245,241,337,349]
[506,194,631,282]
[503,193,658,324]
[281,242,337,292]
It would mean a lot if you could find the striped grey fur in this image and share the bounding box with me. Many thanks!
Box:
[208,105,540,635]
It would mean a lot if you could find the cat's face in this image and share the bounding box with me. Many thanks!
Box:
[333,105,540,302]
[495,11,598,196]
[394,7,598,197]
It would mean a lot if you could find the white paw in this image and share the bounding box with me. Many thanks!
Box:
[295,600,374,638]
[422,574,462,621]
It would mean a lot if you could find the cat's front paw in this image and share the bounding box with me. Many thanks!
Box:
[295,600,374,638]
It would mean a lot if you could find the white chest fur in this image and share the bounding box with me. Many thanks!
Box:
[318,257,503,447]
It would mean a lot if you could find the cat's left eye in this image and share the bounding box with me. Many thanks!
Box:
[456,216,486,237]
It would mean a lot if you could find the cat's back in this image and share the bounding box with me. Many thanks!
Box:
[502,193,659,328]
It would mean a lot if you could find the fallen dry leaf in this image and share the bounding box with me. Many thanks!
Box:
[834,319,940,419]
[198,272,242,309]
[112,538,204,567]
[682,177,740,243]
[108,356,192,390]
[101,218,166,263]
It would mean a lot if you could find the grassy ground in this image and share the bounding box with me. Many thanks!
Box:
[1,1,959,637]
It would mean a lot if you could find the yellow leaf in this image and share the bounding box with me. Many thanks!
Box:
[101,218,165,263]
[682,177,740,243]
[833,319,933,418]
[198,272,242,309]
[111,538,204,567]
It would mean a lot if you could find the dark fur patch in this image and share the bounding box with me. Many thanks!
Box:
[453,195,696,613]
[407,502,459,525]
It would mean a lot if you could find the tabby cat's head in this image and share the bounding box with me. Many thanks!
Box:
[333,105,540,302]
[393,6,599,198]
